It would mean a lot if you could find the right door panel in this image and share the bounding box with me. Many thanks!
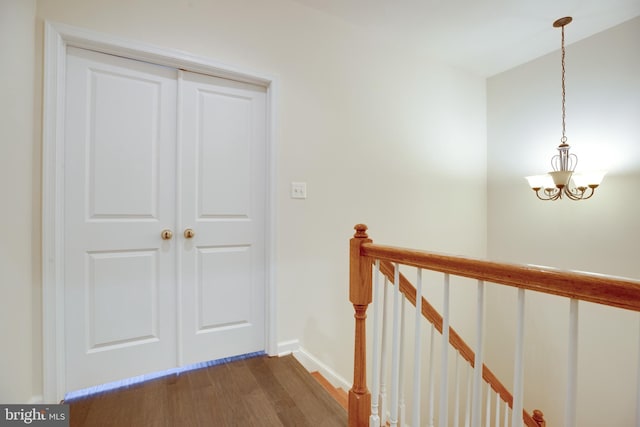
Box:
[178,70,267,366]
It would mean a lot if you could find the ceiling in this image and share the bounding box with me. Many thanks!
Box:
[289,0,640,76]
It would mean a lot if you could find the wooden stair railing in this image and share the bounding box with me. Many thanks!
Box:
[348,224,640,427]
[377,260,541,427]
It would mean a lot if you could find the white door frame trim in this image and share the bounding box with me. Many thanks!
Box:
[42,21,278,403]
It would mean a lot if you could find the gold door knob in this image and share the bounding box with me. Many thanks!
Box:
[184,228,195,239]
[161,229,173,240]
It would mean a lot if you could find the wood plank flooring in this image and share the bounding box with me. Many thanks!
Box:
[65,354,347,426]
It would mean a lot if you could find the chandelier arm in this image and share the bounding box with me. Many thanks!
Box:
[535,188,562,201]
[534,190,551,201]
[563,185,596,201]
[564,187,582,200]
[580,187,596,200]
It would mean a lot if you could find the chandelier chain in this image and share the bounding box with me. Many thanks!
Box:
[561,24,567,143]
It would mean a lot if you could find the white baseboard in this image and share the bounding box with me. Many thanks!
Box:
[277,339,351,392]
[276,339,301,357]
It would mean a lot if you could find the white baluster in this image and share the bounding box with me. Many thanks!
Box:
[503,400,509,427]
[494,390,500,427]
[454,353,461,427]
[485,383,492,427]
[412,269,424,427]
[389,264,401,427]
[399,297,406,426]
[380,277,390,425]
[440,273,451,427]
[565,298,579,427]
[472,280,485,427]
[428,323,436,427]
[464,362,472,427]
[511,288,525,427]
[370,260,382,427]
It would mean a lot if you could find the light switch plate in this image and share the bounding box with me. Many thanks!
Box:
[291,182,307,199]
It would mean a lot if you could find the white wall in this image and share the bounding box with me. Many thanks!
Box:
[0,0,39,403]
[0,0,487,402]
[487,17,640,426]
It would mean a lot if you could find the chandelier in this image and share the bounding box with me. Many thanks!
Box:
[525,16,605,201]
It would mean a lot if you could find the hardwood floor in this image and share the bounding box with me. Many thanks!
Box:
[65,354,347,426]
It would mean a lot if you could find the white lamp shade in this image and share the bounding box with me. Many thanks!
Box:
[578,170,606,186]
[571,173,589,188]
[549,170,572,187]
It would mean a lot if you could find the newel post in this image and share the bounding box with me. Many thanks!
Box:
[349,224,373,427]
[532,409,546,427]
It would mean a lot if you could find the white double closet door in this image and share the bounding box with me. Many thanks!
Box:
[63,47,267,393]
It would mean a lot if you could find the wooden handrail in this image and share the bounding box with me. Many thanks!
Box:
[347,224,614,427]
[362,243,640,312]
[378,260,540,427]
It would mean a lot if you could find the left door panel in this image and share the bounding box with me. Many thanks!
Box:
[64,47,178,392]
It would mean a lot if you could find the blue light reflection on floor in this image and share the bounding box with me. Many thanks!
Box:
[64,351,265,402]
